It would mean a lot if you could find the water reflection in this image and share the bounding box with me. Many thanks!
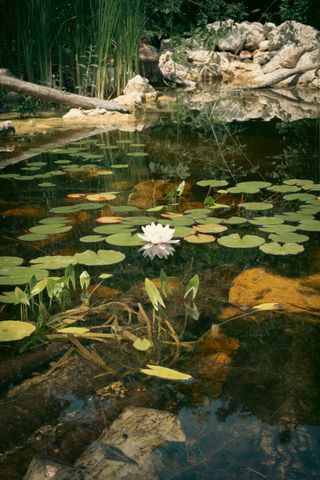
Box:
[139,242,176,259]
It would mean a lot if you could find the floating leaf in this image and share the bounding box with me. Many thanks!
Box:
[0,256,23,267]
[0,321,36,342]
[269,232,309,243]
[222,217,247,225]
[116,139,132,144]
[97,170,114,176]
[218,233,265,248]
[184,274,199,300]
[131,143,146,147]
[39,216,70,225]
[253,303,282,311]
[267,185,300,193]
[93,224,134,235]
[193,224,227,234]
[259,224,297,234]
[127,152,148,157]
[97,145,118,150]
[147,205,165,212]
[57,327,90,334]
[249,216,284,226]
[260,242,304,255]
[236,181,271,189]
[105,232,144,247]
[276,212,314,223]
[50,202,104,214]
[75,249,125,266]
[145,278,165,311]
[172,226,194,238]
[196,180,228,188]
[111,164,128,169]
[86,192,117,201]
[185,234,216,243]
[96,216,124,224]
[18,233,48,242]
[159,217,194,227]
[133,338,152,351]
[239,202,273,211]
[302,183,320,191]
[283,193,316,201]
[283,179,314,186]
[0,266,48,285]
[38,182,55,187]
[141,364,193,383]
[196,217,223,225]
[30,255,76,270]
[297,220,320,232]
[112,205,140,213]
[29,224,72,235]
[80,235,105,243]
[184,208,212,216]
[123,216,156,226]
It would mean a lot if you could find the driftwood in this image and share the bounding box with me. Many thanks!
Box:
[243,62,320,89]
[0,75,128,113]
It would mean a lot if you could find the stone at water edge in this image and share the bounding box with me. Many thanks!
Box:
[0,120,15,137]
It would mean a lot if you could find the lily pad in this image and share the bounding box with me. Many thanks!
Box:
[297,220,320,232]
[196,217,223,224]
[54,159,72,164]
[112,206,140,213]
[222,217,247,225]
[38,182,56,187]
[283,179,314,186]
[50,203,104,214]
[74,249,125,266]
[18,233,48,242]
[193,224,227,234]
[133,338,152,351]
[111,164,128,169]
[86,192,117,202]
[228,186,260,194]
[218,233,265,248]
[80,235,105,243]
[267,185,300,193]
[249,216,284,226]
[29,225,72,235]
[96,170,114,176]
[0,256,23,267]
[173,226,194,238]
[158,217,194,227]
[239,202,273,211]
[236,181,271,189]
[105,233,144,247]
[30,255,77,270]
[127,152,149,157]
[184,208,212,216]
[123,216,156,226]
[302,183,320,191]
[196,180,229,188]
[283,193,316,201]
[116,139,132,144]
[269,232,309,243]
[277,212,314,223]
[97,145,118,150]
[96,216,124,224]
[260,242,304,256]
[39,216,70,225]
[93,223,134,234]
[0,321,36,342]
[185,233,216,243]
[0,266,48,285]
[259,224,297,234]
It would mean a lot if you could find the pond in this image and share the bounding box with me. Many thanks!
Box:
[0,91,320,479]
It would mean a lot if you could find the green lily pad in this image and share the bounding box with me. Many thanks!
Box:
[302,183,320,191]
[260,242,304,256]
[131,143,146,147]
[127,152,149,157]
[50,202,104,214]
[222,217,247,225]
[18,233,48,242]
[111,164,128,169]
[123,216,156,226]
[269,232,309,243]
[96,170,114,176]
[0,266,48,285]
[297,220,320,232]
[237,181,271,189]
[133,338,152,351]
[27,161,47,167]
[259,224,297,234]
[93,224,135,235]
[0,321,36,342]
[173,226,194,238]
[39,216,70,225]
[239,202,273,211]
[29,224,72,235]
[283,193,316,201]
[80,235,105,243]
[74,249,125,266]
[30,255,77,270]
[196,217,223,224]
[112,206,140,213]
[147,205,165,212]
[22,166,41,171]
[54,159,72,164]
[158,217,194,227]
[283,179,314,186]
[0,256,24,267]
[228,186,260,194]
[196,180,229,188]
[38,182,56,187]
[277,212,314,222]
[105,233,144,246]
[116,139,132,144]
[249,216,284,226]
[217,233,265,249]
[184,208,212,216]
[97,145,118,150]
[267,185,300,193]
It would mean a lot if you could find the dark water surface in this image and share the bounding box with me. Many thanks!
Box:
[0,109,320,479]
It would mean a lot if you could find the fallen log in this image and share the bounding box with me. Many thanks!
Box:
[243,62,320,89]
[0,75,128,113]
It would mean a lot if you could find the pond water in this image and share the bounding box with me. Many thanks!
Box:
[0,97,320,479]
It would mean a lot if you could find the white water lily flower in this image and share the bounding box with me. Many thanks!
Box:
[137,222,180,245]
[139,243,175,260]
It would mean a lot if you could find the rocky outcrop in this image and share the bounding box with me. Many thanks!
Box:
[158,20,320,88]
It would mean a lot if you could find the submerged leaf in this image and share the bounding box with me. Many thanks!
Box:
[141,364,193,383]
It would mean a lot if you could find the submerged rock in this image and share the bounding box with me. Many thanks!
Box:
[225,267,320,318]
[75,407,185,479]
[0,120,15,137]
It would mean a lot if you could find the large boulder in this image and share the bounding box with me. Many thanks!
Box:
[207,20,246,54]
[159,51,197,87]
[0,120,15,137]
[268,20,320,51]
[241,21,267,51]
[262,44,310,74]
